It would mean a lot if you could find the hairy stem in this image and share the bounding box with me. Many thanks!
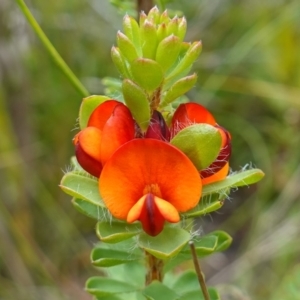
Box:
[15,0,89,97]
[189,241,210,300]
[145,251,164,285]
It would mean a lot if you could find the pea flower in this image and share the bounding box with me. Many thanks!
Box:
[73,100,231,236]
[170,103,231,185]
[73,100,135,177]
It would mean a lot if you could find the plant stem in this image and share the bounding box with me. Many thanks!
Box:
[189,241,210,300]
[15,0,89,98]
[145,251,164,285]
[137,0,154,14]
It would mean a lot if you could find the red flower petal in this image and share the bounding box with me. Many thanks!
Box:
[74,127,103,177]
[127,193,180,236]
[88,100,121,129]
[171,103,216,136]
[100,104,135,165]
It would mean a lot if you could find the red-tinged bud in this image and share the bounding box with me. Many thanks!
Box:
[145,110,170,141]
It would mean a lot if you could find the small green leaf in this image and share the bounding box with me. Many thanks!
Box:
[156,35,181,73]
[91,240,142,267]
[79,95,110,129]
[157,23,168,44]
[206,230,232,252]
[86,277,137,297]
[117,31,139,63]
[142,281,178,300]
[202,168,265,195]
[96,221,141,243]
[170,124,222,171]
[123,15,142,56]
[72,198,107,220]
[166,16,179,36]
[60,171,105,206]
[161,73,197,106]
[147,6,160,24]
[138,227,190,259]
[183,191,228,217]
[111,46,130,78]
[177,17,187,41]
[166,41,202,82]
[131,58,163,92]
[122,79,150,132]
[140,20,158,59]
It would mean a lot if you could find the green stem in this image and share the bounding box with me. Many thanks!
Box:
[15,0,89,98]
[189,241,210,300]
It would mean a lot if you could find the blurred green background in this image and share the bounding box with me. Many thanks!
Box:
[1,0,300,299]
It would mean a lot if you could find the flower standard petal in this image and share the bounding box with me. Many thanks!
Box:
[87,100,121,129]
[99,139,202,222]
[100,104,136,165]
[74,127,103,177]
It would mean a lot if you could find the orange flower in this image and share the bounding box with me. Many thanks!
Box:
[171,103,231,184]
[99,139,202,236]
[73,100,135,177]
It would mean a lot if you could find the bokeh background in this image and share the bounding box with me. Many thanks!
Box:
[1,0,300,299]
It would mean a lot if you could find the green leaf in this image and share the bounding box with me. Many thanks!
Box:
[105,261,145,288]
[91,240,142,267]
[131,58,163,92]
[117,31,139,63]
[60,171,105,206]
[140,20,158,59]
[72,198,107,220]
[206,230,232,252]
[202,168,265,195]
[138,227,190,259]
[123,15,141,56]
[161,73,197,106]
[177,17,187,41]
[142,281,178,300]
[170,124,222,171]
[79,95,110,129]
[122,79,150,132]
[181,235,218,257]
[166,41,202,82]
[86,277,137,297]
[170,271,201,295]
[111,46,130,78]
[96,221,141,243]
[183,191,228,217]
[156,35,181,73]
